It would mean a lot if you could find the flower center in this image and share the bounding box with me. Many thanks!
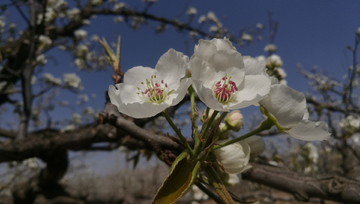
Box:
[213,74,238,104]
[137,75,174,104]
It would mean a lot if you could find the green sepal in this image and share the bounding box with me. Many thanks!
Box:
[151,152,201,204]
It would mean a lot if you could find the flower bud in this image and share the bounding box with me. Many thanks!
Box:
[224,110,244,132]
[217,170,240,186]
[244,136,265,160]
[218,123,230,140]
[213,140,251,174]
[201,109,220,123]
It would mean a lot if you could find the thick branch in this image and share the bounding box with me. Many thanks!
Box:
[243,163,360,203]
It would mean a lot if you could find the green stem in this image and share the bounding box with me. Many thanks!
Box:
[195,182,224,204]
[189,86,200,151]
[206,165,235,204]
[194,110,219,157]
[162,110,194,156]
[212,118,273,150]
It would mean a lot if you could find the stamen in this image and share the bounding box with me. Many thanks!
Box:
[213,73,238,104]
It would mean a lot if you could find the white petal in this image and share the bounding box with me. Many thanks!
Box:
[230,75,271,109]
[165,78,192,106]
[189,57,214,86]
[288,120,331,141]
[213,140,251,174]
[210,38,236,51]
[155,49,188,86]
[192,79,229,111]
[243,56,266,75]
[194,39,217,61]
[119,101,169,118]
[260,84,306,127]
[224,165,252,174]
[207,49,244,85]
[123,66,155,86]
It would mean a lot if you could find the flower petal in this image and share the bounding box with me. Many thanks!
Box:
[230,75,271,109]
[260,84,306,127]
[155,49,188,88]
[193,39,217,61]
[287,120,331,141]
[165,78,192,106]
[243,56,266,75]
[123,66,155,86]
[213,140,251,174]
[192,79,229,111]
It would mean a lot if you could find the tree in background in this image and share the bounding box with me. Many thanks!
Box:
[0,0,359,203]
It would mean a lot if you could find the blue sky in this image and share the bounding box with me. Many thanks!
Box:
[2,0,360,129]
[2,0,360,130]
[2,0,360,172]
[81,0,360,106]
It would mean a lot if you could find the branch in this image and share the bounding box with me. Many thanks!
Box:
[243,163,360,203]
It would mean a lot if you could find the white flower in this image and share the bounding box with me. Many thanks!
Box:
[224,110,244,132]
[189,38,271,112]
[82,19,90,25]
[259,84,331,141]
[187,7,197,16]
[67,8,80,20]
[266,54,283,68]
[114,16,123,23]
[256,23,264,29]
[241,33,252,42]
[74,30,87,40]
[61,124,75,132]
[91,0,103,5]
[36,54,47,65]
[224,173,240,186]
[109,49,191,118]
[213,140,251,174]
[63,73,82,89]
[43,73,62,85]
[191,185,208,201]
[264,44,277,52]
[114,2,126,11]
[275,68,287,79]
[71,112,81,124]
[304,142,319,164]
[244,136,265,160]
[84,106,94,115]
[198,15,207,23]
[39,35,52,47]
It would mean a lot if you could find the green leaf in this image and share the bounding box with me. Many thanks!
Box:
[152,152,201,204]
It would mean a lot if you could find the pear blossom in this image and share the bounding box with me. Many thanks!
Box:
[186,7,197,16]
[224,110,244,131]
[266,54,283,68]
[63,73,82,89]
[213,140,251,174]
[304,142,319,164]
[191,185,208,201]
[74,30,87,40]
[71,112,81,124]
[244,136,265,160]
[264,44,277,52]
[36,54,47,65]
[189,38,271,112]
[241,33,252,42]
[259,84,331,141]
[109,49,191,118]
[39,35,52,47]
[43,73,62,85]
[256,23,264,29]
[198,15,206,23]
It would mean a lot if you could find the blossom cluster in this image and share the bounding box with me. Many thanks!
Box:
[108,37,330,176]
